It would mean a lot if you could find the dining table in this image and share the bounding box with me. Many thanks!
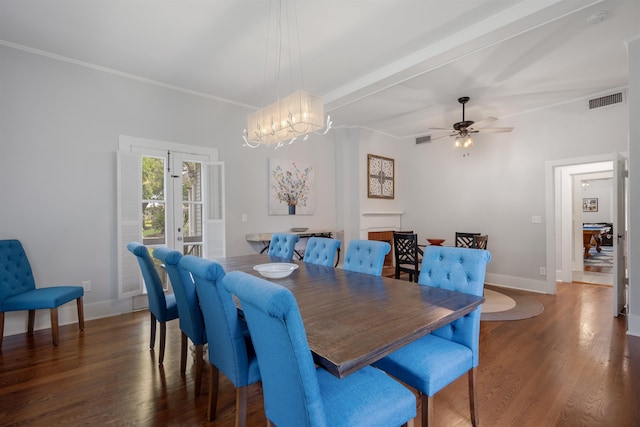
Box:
[211,253,485,379]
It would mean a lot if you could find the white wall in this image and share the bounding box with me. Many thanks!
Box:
[581,178,614,223]
[354,97,628,293]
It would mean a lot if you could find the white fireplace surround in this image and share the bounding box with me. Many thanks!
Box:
[360,211,404,239]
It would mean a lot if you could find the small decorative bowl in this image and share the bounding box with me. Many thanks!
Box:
[253,263,299,279]
[427,238,446,246]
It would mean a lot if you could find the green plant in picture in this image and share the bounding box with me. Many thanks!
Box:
[271,162,312,215]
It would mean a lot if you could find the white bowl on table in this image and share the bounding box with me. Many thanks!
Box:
[253,263,299,279]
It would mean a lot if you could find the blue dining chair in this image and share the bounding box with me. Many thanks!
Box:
[223,270,416,427]
[302,237,341,267]
[373,246,491,427]
[152,247,206,396]
[0,239,84,347]
[179,255,260,425]
[127,242,179,365]
[267,233,300,261]
[342,239,391,276]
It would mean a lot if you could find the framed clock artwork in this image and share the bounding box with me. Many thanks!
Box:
[367,154,394,199]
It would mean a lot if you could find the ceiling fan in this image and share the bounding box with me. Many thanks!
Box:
[427,96,513,149]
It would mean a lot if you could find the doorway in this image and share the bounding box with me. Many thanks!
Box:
[545,153,627,317]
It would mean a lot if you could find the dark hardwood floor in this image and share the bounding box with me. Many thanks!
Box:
[1,281,638,426]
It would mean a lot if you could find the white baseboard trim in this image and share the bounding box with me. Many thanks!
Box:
[485,272,551,294]
[2,298,134,338]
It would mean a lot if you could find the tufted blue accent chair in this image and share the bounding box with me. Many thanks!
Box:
[0,239,84,347]
[267,233,300,261]
[302,237,341,267]
[127,242,179,365]
[223,270,416,427]
[179,255,260,425]
[373,245,491,427]
[342,239,391,276]
[152,247,206,396]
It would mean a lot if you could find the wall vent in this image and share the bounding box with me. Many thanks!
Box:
[588,92,624,109]
[415,135,431,144]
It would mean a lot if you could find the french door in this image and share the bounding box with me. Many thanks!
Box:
[118,136,225,298]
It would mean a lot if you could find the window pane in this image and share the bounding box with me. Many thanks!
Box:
[142,157,165,201]
[142,202,165,245]
[182,161,202,202]
[183,202,202,243]
[183,244,202,257]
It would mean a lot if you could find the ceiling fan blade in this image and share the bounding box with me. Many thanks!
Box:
[476,127,513,133]
[427,127,454,131]
[468,117,497,129]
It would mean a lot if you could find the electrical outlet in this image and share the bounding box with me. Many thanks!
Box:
[241,213,248,222]
[539,267,546,276]
[532,216,542,224]
[82,280,92,292]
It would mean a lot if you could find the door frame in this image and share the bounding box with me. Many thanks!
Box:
[545,152,628,317]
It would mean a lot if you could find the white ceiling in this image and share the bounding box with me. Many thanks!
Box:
[1,0,638,139]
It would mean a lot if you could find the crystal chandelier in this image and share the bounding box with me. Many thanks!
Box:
[242,0,331,149]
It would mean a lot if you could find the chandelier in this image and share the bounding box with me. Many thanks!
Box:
[242,0,331,149]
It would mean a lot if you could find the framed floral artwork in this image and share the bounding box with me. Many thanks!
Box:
[269,158,315,215]
[367,154,394,199]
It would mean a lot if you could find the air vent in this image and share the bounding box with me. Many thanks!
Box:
[589,92,624,109]
[415,135,431,144]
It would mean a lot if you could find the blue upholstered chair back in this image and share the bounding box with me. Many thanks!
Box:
[127,242,173,322]
[267,233,300,260]
[342,239,391,276]
[0,240,36,305]
[223,271,327,426]
[180,255,259,387]
[152,247,206,346]
[302,237,341,267]
[418,246,491,366]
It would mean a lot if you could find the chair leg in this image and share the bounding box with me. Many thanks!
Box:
[180,332,188,375]
[76,297,85,330]
[208,364,220,421]
[28,310,36,335]
[149,312,157,350]
[0,312,4,348]
[158,321,166,365]
[235,385,248,427]
[50,308,59,346]
[194,344,204,397]
[468,367,478,427]
[421,392,433,427]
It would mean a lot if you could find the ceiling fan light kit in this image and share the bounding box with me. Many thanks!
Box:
[427,96,513,150]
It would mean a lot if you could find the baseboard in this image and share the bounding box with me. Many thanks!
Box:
[485,272,551,294]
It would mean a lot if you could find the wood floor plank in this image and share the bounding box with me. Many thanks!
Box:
[0,282,638,426]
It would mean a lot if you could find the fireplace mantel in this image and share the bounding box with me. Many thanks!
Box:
[360,211,404,239]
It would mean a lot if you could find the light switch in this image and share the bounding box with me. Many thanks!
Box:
[241,214,247,222]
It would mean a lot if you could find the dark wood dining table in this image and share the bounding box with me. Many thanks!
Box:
[212,253,484,379]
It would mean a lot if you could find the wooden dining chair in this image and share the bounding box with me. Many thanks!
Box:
[373,246,491,427]
[223,270,417,427]
[455,232,481,248]
[474,235,488,250]
[127,242,179,365]
[393,232,423,283]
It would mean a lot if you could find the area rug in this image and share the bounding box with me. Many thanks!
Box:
[481,285,544,321]
[584,245,613,268]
